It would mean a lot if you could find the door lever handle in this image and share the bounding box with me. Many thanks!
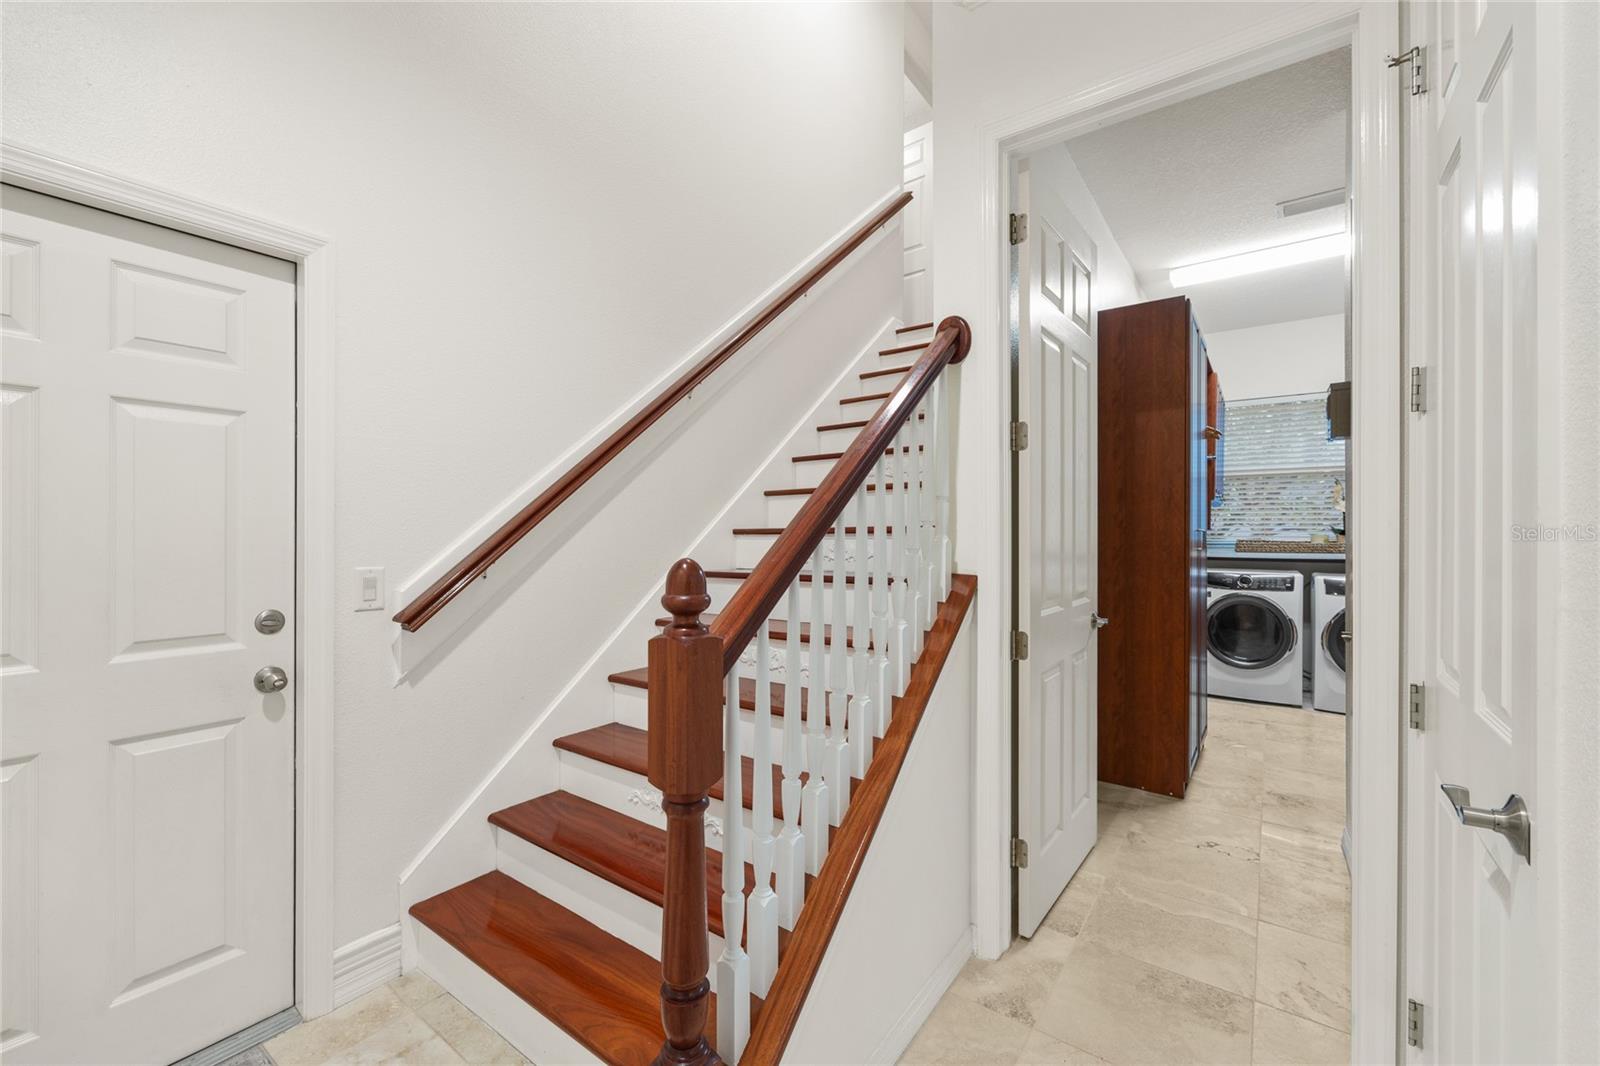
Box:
[1440,784,1532,863]
[1090,614,1110,630]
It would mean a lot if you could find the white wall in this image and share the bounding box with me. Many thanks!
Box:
[1023,143,1143,315]
[1,2,903,950]
[1203,313,1344,400]
[930,0,1352,959]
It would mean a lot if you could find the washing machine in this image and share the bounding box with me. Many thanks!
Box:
[1205,570,1304,706]
[1313,574,1347,714]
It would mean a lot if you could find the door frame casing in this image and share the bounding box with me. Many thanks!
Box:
[977,5,1402,1061]
[0,141,340,1021]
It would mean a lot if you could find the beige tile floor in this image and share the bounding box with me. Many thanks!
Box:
[902,698,1351,1066]
[249,972,528,1065]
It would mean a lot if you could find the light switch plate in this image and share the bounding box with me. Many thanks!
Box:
[355,567,386,612]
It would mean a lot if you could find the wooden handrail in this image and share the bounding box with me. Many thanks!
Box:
[392,191,916,632]
[708,315,971,669]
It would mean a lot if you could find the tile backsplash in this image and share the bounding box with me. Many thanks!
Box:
[1210,395,1346,542]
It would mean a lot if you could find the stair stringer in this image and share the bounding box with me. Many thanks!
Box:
[775,594,976,1064]
[397,314,904,981]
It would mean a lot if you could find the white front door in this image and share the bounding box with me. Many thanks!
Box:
[1014,159,1099,937]
[1403,0,1548,1059]
[1,186,296,1064]
[903,122,933,324]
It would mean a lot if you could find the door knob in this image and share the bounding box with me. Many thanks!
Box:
[254,666,289,694]
[1090,614,1110,630]
[1440,784,1531,862]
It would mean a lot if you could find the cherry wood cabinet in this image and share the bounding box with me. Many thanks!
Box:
[1097,296,1210,798]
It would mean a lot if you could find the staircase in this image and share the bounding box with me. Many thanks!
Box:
[406,312,974,1063]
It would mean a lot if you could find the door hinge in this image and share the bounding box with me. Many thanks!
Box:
[1407,998,1425,1049]
[1410,366,1427,413]
[1009,212,1028,246]
[1011,630,1030,662]
[1388,45,1427,96]
[1010,420,1030,452]
[1409,682,1426,730]
[1010,837,1030,869]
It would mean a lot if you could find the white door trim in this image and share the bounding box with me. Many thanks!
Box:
[0,140,340,1021]
[969,5,1402,1060]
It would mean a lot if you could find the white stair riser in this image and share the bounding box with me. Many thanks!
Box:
[611,680,864,763]
[735,531,901,569]
[555,747,760,856]
[857,368,909,397]
[706,576,890,629]
[414,924,600,1066]
[493,827,737,999]
[768,489,919,526]
[790,453,928,490]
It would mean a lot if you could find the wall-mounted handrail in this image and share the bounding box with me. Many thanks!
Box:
[392,191,915,632]
[708,316,970,669]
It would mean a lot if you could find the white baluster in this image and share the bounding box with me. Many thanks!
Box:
[932,373,954,602]
[870,453,894,734]
[888,422,913,695]
[916,393,937,632]
[775,581,805,928]
[905,404,928,660]
[827,508,851,824]
[849,485,875,777]
[747,627,778,996]
[717,667,749,1061]
[801,543,829,875]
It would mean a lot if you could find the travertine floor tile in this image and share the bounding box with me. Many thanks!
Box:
[1259,825,1351,945]
[948,926,1080,1027]
[327,1010,442,1065]
[1131,793,1263,855]
[416,993,526,1064]
[1081,879,1258,996]
[1255,921,1351,1032]
[1035,941,1254,1064]
[901,993,1032,1064]
[1015,1028,1108,1064]
[264,988,407,1064]
[1042,871,1106,937]
[1111,830,1261,919]
[389,971,448,1011]
[1251,1002,1350,1064]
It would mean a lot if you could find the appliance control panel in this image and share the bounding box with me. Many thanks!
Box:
[1208,572,1296,591]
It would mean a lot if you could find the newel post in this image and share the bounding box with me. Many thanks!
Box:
[648,559,725,1066]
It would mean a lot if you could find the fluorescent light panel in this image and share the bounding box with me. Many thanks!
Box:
[1169,232,1348,287]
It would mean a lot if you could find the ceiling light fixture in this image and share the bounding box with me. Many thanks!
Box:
[1169,232,1348,287]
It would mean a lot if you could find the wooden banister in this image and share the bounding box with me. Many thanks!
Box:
[392,192,915,632]
[708,316,970,669]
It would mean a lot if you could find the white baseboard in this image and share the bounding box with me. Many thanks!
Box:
[870,925,974,1064]
[332,924,402,1008]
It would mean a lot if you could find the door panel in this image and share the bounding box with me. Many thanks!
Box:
[1404,1,1544,1060]
[1016,160,1098,937]
[903,123,932,323]
[0,186,295,1065]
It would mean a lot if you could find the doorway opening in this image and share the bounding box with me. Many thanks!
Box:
[991,26,1386,1063]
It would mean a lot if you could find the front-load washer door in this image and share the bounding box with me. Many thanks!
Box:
[1321,608,1347,673]
[1207,594,1297,670]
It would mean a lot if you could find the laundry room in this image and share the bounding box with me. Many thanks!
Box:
[1006,42,1356,1033]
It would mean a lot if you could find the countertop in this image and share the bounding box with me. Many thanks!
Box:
[1207,543,1346,562]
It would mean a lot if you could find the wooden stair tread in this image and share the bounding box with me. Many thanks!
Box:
[609,667,838,721]
[555,722,789,819]
[860,365,912,381]
[653,613,859,650]
[731,525,895,536]
[703,569,896,588]
[895,321,934,334]
[765,483,920,497]
[839,391,892,406]
[816,412,923,434]
[409,870,695,1064]
[879,341,929,355]
[792,446,920,463]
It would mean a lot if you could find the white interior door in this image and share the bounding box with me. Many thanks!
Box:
[903,122,932,324]
[1,186,296,1064]
[1015,159,1099,937]
[1403,1,1547,1059]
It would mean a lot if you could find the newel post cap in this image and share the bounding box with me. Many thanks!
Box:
[661,558,711,633]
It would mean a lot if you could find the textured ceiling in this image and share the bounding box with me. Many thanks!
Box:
[1066,47,1351,332]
